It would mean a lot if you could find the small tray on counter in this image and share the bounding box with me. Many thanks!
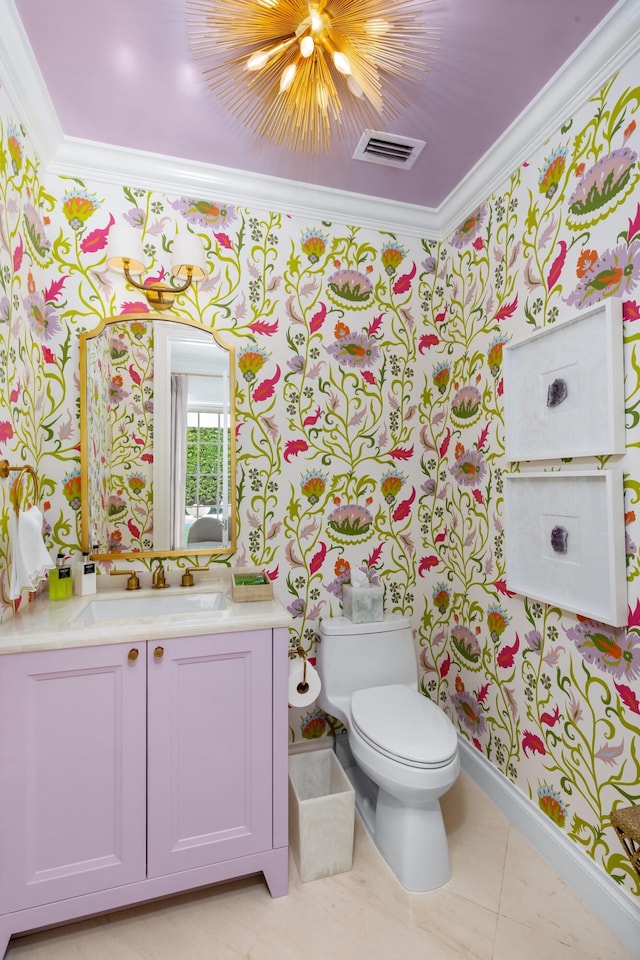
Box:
[231,567,274,603]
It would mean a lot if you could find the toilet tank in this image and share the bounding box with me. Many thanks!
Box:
[317,614,417,702]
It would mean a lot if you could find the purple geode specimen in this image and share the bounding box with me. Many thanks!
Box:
[547,377,568,407]
[551,525,568,554]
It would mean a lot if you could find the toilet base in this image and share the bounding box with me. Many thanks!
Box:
[335,736,452,893]
[375,787,451,892]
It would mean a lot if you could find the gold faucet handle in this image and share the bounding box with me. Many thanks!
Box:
[181,565,210,588]
[110,569,142,591]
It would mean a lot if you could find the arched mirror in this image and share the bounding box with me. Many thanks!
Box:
[79,312,236,560]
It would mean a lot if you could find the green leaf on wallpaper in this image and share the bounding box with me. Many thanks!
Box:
[286,251,301,275]
[624,478,640,504]
[35,183,56,213]
[122,187,139,207]
[52,229,72,260]
[524,301,538,327]
[235,215,246,252]
[52,513,73,547]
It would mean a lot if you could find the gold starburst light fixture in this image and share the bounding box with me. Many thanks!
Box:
[188,0,437,152]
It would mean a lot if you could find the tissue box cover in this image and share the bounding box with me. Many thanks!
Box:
[342,583,383,623]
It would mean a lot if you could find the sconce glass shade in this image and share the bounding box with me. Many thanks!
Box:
[106,222,208,312]
[171,233,208,281]
[106,223,145,275]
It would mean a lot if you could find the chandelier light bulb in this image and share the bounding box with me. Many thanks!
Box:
[309,5,324,32]
[332,50,352,76]
[300,34,315,57]
[246,49,270,71]
[280,62,298,92]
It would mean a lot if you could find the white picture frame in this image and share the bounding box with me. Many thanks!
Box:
[504,300,624,461]
[504,470,627,626]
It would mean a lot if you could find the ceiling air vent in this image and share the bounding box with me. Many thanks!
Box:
[353,130,426,169]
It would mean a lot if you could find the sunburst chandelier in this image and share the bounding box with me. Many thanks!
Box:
[187,0,437,152]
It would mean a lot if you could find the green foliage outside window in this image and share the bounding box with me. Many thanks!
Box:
[185,425,226,507]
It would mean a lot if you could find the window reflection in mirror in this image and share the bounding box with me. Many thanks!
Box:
[80,313,236,561]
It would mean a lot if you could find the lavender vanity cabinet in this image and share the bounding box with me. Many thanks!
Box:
[0,627,289,958]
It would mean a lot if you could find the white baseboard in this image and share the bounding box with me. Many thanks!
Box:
[459,738,640,960]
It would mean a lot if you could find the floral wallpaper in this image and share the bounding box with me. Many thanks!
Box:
[0,50,640,906]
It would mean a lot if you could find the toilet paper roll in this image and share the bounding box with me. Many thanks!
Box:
[288,658,321,708]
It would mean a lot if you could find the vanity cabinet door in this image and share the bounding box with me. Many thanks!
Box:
[146,630,273,878]
[0,643,147,912]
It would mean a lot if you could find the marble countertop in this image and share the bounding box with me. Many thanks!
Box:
[0,580,293,655]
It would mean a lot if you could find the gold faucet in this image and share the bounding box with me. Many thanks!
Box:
[151,561,169,589]
[181,565,210,588]
[110,569,141,591]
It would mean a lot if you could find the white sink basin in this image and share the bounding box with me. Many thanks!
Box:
[75,591,227,624]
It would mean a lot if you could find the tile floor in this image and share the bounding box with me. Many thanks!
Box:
[5,770,635,960]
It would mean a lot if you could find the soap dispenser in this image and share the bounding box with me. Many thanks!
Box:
[74,552,97,596]
[49,552,72,601]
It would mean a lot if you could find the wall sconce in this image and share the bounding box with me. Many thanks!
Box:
[107,224,207,311]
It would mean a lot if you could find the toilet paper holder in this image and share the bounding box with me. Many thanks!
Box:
[292,645,309,695]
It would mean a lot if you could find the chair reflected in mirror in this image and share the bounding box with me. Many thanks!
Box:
[187,516,224,548]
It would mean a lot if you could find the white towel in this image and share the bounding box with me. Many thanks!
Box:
[8,506,55,601]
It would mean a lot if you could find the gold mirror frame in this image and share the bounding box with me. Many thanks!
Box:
[79,311,236,561]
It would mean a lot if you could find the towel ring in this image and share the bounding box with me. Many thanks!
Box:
[0,459,40,516]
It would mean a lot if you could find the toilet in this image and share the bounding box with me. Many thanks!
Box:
[317,614,459,892]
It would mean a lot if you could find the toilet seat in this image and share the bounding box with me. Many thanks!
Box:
[351,684,458,769]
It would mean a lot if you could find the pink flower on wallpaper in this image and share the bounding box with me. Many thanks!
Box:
[614,682,640,714]
[624,300,640,321]
[283,439,309,463]
[0,421,14,445]
[120,300,150,314]
[522,731,546,757]
[80,213,115,253]
[253,365,281,402]
[213,232,232,249]
[419,333,439,352]
[12,234,23,272]
[392,262,416,295]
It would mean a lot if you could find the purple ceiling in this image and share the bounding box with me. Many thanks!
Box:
[14,0,619,208]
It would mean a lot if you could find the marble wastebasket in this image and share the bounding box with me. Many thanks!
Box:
[288,749,355,882]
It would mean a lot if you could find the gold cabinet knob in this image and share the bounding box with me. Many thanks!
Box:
[154,645,164,660]
[128,648,139,662]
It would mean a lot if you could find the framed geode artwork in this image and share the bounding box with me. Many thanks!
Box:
[504,300,624,461]
[504,470,627,627]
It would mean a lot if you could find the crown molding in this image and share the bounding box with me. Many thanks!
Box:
[0,1,62,165]
[49,136,441,238]
[1,0,638,240]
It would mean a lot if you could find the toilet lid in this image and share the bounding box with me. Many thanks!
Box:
[351,685,458,768]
